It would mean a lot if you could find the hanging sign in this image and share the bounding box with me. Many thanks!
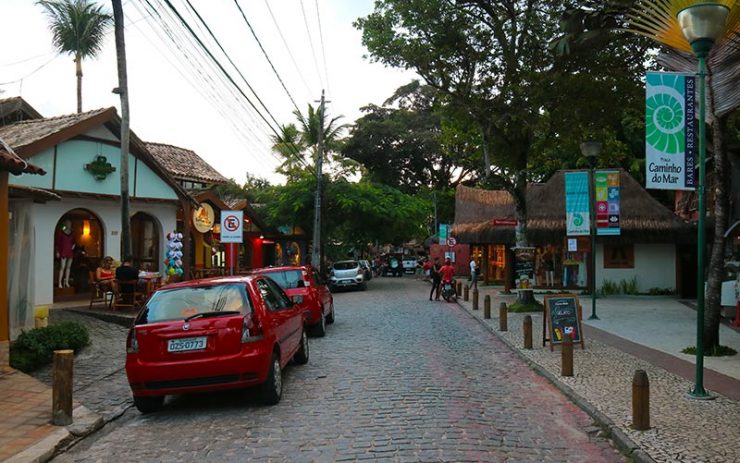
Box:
[192,203,215,233]
[220,210,243,243]
[565,172,590,236]
[513,247,536,289]
[595,170,620,236]
[645,72,696,190]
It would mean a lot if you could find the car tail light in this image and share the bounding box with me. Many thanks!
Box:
[241,312,263,343]
[126,328,138,354]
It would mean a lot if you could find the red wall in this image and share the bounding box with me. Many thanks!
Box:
[430,244,471,276]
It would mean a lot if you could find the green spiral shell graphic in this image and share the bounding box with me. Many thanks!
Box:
[646,87,685,155]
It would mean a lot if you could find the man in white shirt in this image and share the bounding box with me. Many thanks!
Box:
[469,258,478,291]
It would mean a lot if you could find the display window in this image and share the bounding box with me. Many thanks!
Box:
[54,209,103,298]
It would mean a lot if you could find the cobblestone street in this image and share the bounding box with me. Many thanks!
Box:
[52,278,623,462]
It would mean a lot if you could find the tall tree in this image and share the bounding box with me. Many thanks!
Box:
[37,0,112,113]
[343,81,480,194]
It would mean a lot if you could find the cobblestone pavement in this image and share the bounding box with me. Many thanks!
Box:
[52,278,623,462]
[456,289,740,463]
[31,310,132,422]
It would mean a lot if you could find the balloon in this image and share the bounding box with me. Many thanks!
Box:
[168,267,176,276]
[176,259,182,267]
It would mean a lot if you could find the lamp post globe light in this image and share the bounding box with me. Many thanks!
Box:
[580,141,602,320]
[676,3,729,399]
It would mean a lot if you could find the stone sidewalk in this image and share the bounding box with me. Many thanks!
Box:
[454,284,740,463]
[0,309,129,463]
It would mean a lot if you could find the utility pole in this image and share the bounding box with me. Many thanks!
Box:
[311,90,325,271]
[112,0,131,259]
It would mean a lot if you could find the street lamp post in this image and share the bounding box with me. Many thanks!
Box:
[677,3,730,399]
[581,141,602,320]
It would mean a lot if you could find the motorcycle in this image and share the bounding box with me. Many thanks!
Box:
[441,280,456,302]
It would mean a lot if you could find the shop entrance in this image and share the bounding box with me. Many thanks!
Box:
[131,212,160,271]
[54,209,103,300]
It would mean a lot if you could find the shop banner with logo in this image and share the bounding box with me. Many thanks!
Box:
[645,71,696,190]
[565,172,590,236]
[220,210,243,243]
[594,170,620,236]
[438,224,449,245]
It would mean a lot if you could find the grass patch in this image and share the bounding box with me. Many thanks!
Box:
[10,321,90,373]
[509,301,544,313]
[681,345,737,357]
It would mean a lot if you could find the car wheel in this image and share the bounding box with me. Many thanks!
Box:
[133,395,164,414]
[261,353,282,405]
[293,330,309,365]
[312,310,326,337]
[326,304,335,324]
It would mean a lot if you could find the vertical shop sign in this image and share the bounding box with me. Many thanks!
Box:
[645,72,696,190]
[513,247,536,289]
[565,172,590,236]
[594,171,620,236]
[438,224,449,245]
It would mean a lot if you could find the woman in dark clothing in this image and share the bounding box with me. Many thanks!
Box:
[429,259,442,301]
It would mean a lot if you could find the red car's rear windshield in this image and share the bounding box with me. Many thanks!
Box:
[260,270,304,289]
[141,283,251,323]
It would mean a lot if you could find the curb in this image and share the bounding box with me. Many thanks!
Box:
[456,299,656,463]
[62,308,134,328]
[5,406,103,463]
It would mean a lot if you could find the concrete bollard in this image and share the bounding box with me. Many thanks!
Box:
[632,370,650,430]
[499,303,508,331]
[52,349,74,425]
[523,315,532,349]
[472,289,479,310]
[464,285,469,301]
[484,295,491,319]
[561,335,574,377]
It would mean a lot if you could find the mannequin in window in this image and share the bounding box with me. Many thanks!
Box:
[55,219,76,288]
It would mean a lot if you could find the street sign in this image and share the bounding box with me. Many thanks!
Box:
[220,210,243,243]
[447,237,456,246]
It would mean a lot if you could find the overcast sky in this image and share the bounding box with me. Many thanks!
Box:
[0,0,417,184]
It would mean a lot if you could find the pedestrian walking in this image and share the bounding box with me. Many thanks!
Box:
[429,258,442,301]
[469,257,479,291]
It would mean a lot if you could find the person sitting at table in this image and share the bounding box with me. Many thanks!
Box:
[115,257,143,301]
[95,256,116,291]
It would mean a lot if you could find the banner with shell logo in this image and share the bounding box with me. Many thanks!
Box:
[645,72,696,190]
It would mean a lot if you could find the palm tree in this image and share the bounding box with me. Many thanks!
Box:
[37,0,112,113]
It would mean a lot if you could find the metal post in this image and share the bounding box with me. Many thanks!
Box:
[589,164,599,320]
[690,56,708,398]
[311,90,325,272]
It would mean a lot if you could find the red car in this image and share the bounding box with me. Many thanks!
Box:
[125,275,309,413]
[252,266,334,337]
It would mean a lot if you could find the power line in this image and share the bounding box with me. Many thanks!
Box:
[299,0,324,90]
[0,55,58,86]
[232,0,301,114]
[313,0,330,95]
[263,0,313,98]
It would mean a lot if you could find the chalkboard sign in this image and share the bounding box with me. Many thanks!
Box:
[543,294,585,350]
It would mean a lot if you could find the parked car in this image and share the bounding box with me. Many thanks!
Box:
[125,275,309,413]
[329,260,367,291]
[358,260,372,281]
[252,266,334,337]
[384,256,403,277]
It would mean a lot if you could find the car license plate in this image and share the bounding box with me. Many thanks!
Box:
[340,280,352,285]
[167,336,207,352]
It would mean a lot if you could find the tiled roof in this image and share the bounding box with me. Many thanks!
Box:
[0,97,43,124]
[0,107,111,151]
[146,142,227,185]
[0,148,44,175]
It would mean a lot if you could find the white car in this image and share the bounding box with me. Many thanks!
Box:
[329,260,367,291]
[402,258,418,274]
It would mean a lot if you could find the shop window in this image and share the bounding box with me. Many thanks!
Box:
[131,212,160,271]
[604,244,634,269]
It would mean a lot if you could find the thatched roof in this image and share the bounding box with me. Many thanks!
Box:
[0,97,42,126]
[453,170,694,244]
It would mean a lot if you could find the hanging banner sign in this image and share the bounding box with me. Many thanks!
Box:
[438,224,449,245]
[645,72,696,190]
[220,210,244,243]
[595,170,620,236]
[564,172,590,236]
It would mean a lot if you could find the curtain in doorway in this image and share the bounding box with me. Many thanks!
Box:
[8,201,35,339]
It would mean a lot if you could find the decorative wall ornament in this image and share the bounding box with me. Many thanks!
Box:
[84,155,116,181]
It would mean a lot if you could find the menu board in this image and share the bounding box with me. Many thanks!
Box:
[513,247,535,289]
[543,294,585,350]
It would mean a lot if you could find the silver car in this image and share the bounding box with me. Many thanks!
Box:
[329,260,367,291]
